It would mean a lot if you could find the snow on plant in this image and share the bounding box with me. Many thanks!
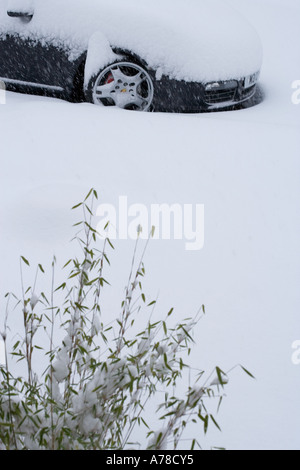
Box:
[0,189,254,450]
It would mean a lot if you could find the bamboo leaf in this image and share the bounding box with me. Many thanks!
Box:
[240,365,256,379]
[21,256,30,266]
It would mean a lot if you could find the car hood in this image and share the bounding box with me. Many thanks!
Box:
[0,0,263,82]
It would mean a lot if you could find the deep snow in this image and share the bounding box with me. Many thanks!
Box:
[0,0,299,450]
[0,0,262,82]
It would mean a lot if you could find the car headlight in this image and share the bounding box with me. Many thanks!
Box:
[244,71,260,89]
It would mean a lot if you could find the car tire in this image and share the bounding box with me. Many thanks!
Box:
[85,61,154,111]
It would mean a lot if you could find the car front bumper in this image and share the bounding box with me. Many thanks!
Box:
[153,71,260,113]
[204,72,260,110]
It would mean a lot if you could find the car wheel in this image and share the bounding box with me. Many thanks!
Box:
[86,61,154,111]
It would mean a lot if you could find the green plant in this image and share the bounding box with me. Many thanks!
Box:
[0,189,253,450]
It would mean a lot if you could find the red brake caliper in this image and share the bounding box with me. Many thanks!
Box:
[105,72,114,85]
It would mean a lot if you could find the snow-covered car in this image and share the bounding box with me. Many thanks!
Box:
[0,0,263,112]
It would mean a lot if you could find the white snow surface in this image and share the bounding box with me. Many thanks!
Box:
[0,0,300,451]
[7,0,34,15]
[0,0,262,82]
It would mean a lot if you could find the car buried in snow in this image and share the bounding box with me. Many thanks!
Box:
[0,0,263,112]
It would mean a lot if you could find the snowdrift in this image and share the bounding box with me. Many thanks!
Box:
[0,0,263,82]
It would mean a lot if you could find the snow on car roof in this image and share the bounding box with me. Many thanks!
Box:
[0,0,263,82]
